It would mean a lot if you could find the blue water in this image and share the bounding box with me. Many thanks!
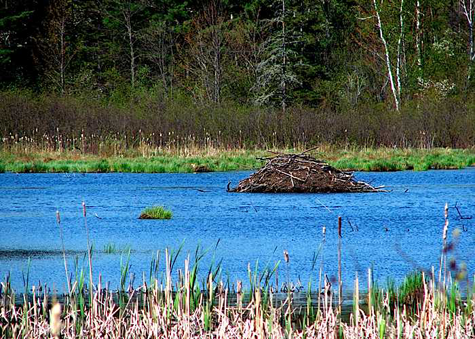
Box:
[0,169,474,293]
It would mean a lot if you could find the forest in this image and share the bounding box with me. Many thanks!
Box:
[1,0,475,149]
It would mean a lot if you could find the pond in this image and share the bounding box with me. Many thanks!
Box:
[0,168,474,293]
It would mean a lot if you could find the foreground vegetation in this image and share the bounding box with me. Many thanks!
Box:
[0,146,474,173]
[1,204,473,338]
[0,253,473,338]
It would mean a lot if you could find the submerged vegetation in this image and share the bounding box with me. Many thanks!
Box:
[139,206,172,220]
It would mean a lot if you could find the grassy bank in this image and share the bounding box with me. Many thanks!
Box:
[0,146,474,173]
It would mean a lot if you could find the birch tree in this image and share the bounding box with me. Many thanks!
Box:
[415,0,422,74]
[460,0,475,81]
[372,0,405,110]
[142,21,175,97]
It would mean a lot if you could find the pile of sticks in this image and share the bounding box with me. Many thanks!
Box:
[228,152,385,193]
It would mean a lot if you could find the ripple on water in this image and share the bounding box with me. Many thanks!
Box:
[0,169,474,291]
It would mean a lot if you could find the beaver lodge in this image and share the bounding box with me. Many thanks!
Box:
[228,152,385,193]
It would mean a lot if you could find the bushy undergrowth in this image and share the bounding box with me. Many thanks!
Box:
[1,90,474,153]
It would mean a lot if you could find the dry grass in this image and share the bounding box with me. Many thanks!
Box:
[1,260,474,338]
[1,204,473,338]
[1,142,475,173]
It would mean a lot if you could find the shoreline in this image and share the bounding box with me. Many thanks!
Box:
[0,147,474,173]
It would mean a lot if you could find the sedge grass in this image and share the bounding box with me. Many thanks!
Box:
[139,206,172,219]
[1,201,475,337]
[1,213,474,338]
[1,254,474,338]
[0,146,474,173]
[103,243,131,254]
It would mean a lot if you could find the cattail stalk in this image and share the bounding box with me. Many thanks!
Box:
[439,203,449,288]
[56,210,71,293]
[368,267,372,317]
[284,249,290,290]
[354,273,359,327]
[318,225,326,317]
[338,216,342,313]
[83,202,94,305]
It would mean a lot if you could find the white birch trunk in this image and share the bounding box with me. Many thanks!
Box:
[59,17,66,95]
[124,9,136,88]
[373,0,400,111]
[415,0,422,71]
[396,0,404,100]
[461,0,474,81]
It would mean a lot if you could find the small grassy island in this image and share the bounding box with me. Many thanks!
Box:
[139,206,173,219]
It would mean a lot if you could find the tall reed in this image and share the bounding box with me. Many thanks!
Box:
[1,252,474,338]
[82,202,94,307]
[56,210,71,293]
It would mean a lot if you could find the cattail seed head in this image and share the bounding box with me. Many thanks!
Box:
[82,201,86,217]
[50,302,61,338]
[444,202,448,220]
[283,250,289,263]
[56,210,61,224]
[452,228,461,238]
[443,219,449,241]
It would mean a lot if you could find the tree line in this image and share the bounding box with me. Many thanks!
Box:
[1,0,475,148]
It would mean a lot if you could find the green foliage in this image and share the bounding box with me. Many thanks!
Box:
[0,0,472,107]
[2,1,475,150]
[139,206,172,220]
[103,242,131,254]
[1,147,474,173]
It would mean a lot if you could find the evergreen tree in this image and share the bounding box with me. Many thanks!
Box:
[0,0,39,87]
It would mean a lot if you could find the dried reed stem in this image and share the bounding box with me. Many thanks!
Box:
[338,216,342,313]
[82,202,94,309]
[56,210,71,293]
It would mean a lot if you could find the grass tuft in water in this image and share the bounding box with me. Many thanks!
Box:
[103,243,131,254]
[139,206,172,219]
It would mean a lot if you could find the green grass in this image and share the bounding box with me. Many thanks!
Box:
[0,147,474,173]
[139,206,173,219]
[103,242,131,254]
[328,148,475,171]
